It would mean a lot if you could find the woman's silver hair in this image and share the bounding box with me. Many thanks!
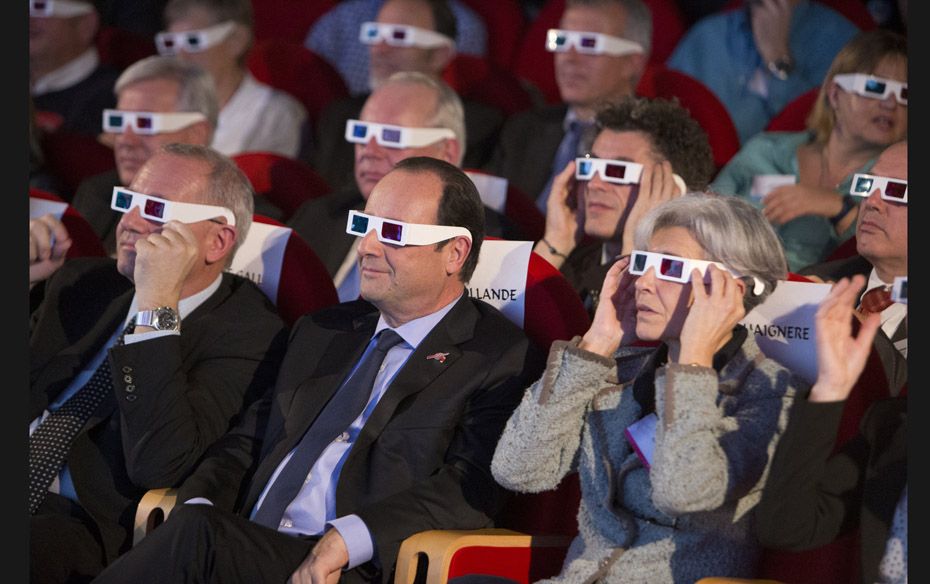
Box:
[115,55,220,140]
[160,143,254,261]
[633,193,788,312]
[384,71,466,166]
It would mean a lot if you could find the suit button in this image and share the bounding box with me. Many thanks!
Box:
[125,385,135,393]
[122,366,132,373]
[126,394,137,402]
[124,375,132,383]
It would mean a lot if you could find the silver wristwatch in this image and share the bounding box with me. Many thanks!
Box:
[136,306,181,332]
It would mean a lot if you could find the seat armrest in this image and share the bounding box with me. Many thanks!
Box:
[132,488,178,546]
[394,528,572,584]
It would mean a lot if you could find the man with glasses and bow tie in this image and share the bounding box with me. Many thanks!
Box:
[90,156,541,584]
[486,0,652,212]
[532,97,715,317]
[29,143,288,583]
[801,140,907,391]
[70,55,220,256]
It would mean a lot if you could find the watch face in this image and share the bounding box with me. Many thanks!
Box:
[154,308,180,330]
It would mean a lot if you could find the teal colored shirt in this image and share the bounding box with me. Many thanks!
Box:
[711,131,871,272]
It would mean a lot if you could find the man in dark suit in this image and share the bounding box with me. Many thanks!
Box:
[800,140,907,393]
[29,143,288,583]
[289,71,508,303]
[91,156,541,584]
[310,0,504,190]
[70,55,218,256]
[30,0,120,139]
[485,0,652,211]
[756,273,907,584]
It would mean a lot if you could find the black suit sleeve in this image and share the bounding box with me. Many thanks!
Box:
[755,398,871,550]
[113,284,288,489]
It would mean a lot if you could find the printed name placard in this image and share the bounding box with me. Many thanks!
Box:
[739,280,832,384]
[29,198,68,220]
[465,171,508,214]
[466,240,532,328]
[226,222,291,305]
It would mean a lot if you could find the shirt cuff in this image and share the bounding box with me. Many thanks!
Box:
[124,330,180,344]
[182,497,214,506]
[327,514,374,570]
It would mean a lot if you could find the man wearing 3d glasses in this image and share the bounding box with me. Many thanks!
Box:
[28,143,289,582]
[801,140,907,389]
[310,0,504,189]
[486,0,652,212]
[90,156,542,584]
[70,55,219,256]
[290,70,510,303]
[30,0,121,139]
[533,97,716,317]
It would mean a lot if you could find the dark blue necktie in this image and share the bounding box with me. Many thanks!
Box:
[537,120,588,212]
[28,318,136,515]
[251,329,404,529]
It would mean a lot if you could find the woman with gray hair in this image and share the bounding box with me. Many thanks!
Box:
[491,193,807,583]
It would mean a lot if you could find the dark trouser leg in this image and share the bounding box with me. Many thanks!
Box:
[30,494,108,584]
[91,504,316,584]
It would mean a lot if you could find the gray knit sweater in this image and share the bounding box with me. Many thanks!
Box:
[491,334,805,584]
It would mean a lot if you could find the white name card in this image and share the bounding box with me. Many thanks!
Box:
[750,174,795,201]
[740,280,833,385]
[466,240,532,328]
[226,221,291,305]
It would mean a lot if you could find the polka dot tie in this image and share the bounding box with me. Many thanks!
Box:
[28,319,136,515]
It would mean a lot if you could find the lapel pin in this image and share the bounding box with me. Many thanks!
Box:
[426,352,449,364]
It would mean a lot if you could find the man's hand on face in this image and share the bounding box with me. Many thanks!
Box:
[133,220,200,309]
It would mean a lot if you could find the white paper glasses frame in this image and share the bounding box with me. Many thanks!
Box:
[545,28,644,57]
[891,276,907,305]
[849,173,908,204]
[833,73,907,106]
[629,250,764,295]
[346,210,471,247]
[344,119,455,149]
[155,21,237,55]
[111,187,236,225]
[575,156,643,185]
[358,21,454,49]
[29,0,94,17]
[102,110,207,135]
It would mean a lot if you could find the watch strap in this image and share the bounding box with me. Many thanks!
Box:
[829,194,857,226]
[136,306,181,331]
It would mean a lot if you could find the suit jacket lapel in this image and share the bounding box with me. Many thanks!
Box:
[30,292,133,419]
[352,297,478,455]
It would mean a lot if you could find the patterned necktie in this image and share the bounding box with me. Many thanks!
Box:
[859,285,894,315]
[537,120,589,212]
[251,329,405,529]
[28,318,136,515]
